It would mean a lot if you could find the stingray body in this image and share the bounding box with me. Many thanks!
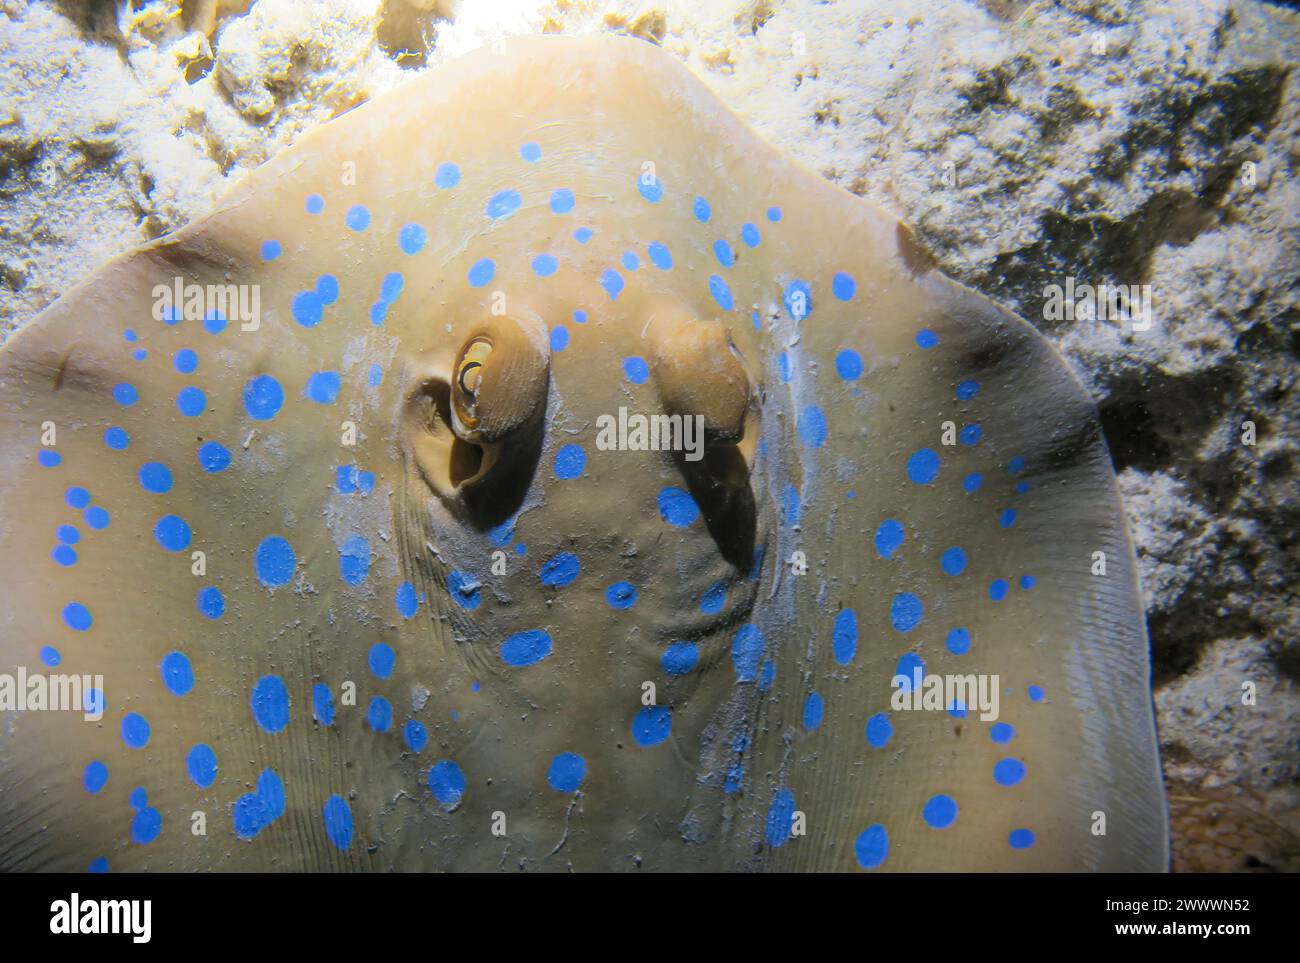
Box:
[0,35,1167,871]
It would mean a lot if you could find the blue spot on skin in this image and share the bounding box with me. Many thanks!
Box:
[539,552,580,588]
[39,645,59,666]
[428,761,466,807]
[380,273,403,303]
[766,789,796,847]
[435,162,460,188]
[700,580,727,615]
[693,196,711,222]
[1028,684,1045,702]
[554,443,585,479]
[399,222,427,253]
[51,546,76,566]
[448,570,481,610]
[923,794,958,829]
[198,442,230,473]
[709,274,733,311]
[204,311,227,335]
[306,371,341,405]
[956,379,979,400]
[777,352,792,383]
[323,796,353,851]
[783,280,813,320]
[550,188,574,213]
[335,465,375,494]
[573,227,593,244]
[994,758,1026,786]
[83,506,108,529]
[946,627,972,655]
[62,602,92,631]
[255,536,295,588]
[243,374,284,420]
[999,508,1018,529]
[960,424,983,446]
[550,326,568,352]
[803,693,824,730]
[486,190,522,220]
[174,348,198,373]
[1009,828,1036,850]
[104,427,129,450]
[713,238,735,268]
[907,448,941,484]
[187,744,218,788]
[865,712,893,749]
[731,623,765,681]
[1008,456,1027,474]
[891,593,924,633]
[38,450,60,467]
[176,386,206,417]
[84,761,108,793]
[57,524,80,544]
[799,406,827,448]
[875,519,905,559]
[989,578,1009,601]
[292,290,323,327]
[197,586,224,620]
[403,720,427,753]
[741,223,761,247]
[500,629,552,667]
[638,176,662,203]
[1015,481,1031,494]
[835,349,863,380]
[990,722,1015,744]
[941,547,967,576]
[132,807,162,845]
[631,705,672,747]
[572,309,587,324]
[133,349,147,361]
[313,683,335,726]
[467,258,495,287]
[339,535,371,586]
[250,675,290,733]
[601,269,624,300]
[305,194,324,214]
[623,356,649,383]
[855,824,889,869]
[367,696,392,733]
[833,272,857,300]
[65,487,90,509]
[121,712,150,749]
[605,582,637,610]
[532,253,559,277]
[767,206,783,221]
[368,363,384,387]
[396,581,418,618]
[233,768,285,838]
[647,241,673,269]
[153,514,191,552]
[963,472,983,492]
[138,462,173,494]
[316,275,339,305]
[160,651,194,696]
[916,329,939,349]
[520,142,541,162]
[112,383,137,406]
[346,205,370,231]
[1020,574,1037,590]
[622,251,640,271]
[759,660,775,691]
[661,642,699,676]
[547,752,587,792]
[261,240,281,260]
[832,609,857,665]
[658,487,700,527]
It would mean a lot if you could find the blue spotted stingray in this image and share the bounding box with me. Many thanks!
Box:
[0,35,1166,871]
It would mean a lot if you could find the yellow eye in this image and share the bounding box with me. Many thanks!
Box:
[455,339,493,423]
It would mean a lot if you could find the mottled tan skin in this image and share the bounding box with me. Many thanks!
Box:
[0,35,1166,871]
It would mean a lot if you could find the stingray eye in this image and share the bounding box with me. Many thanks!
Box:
[455,339,493,423]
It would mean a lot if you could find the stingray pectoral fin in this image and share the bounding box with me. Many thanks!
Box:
[754,263,1167,871]
[0,230,394,870]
